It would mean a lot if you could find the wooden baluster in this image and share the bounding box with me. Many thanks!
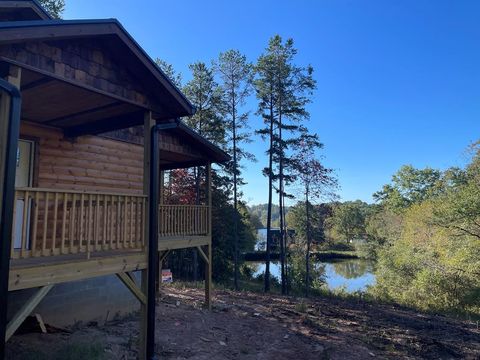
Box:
[70,193,76,252]
[94,194,100,251]
[31,191,39,257]
[109,195,112,249]
[20,190,29,258]
[79,193,85,252]
[142,197,146,246]
[130,196,134,248]
[61,192,67,254]
[51,192,59,255]
[87,194,93,255]
[138,198,141,246]
[42,192,50,256]
[122,196,127,249]
[183,206,186,235]
[103,195,107,250]
[174,206,178,236]
[116,195,121,249]
[11,191,18,259]
[111,195,115,249]
[178,206,181,236]
[133,197,138,247]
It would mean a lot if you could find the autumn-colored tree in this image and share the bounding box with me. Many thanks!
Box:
[294,137,336,297]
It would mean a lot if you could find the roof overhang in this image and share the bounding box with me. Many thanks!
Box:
[0,0,52,21]
[0,19,196,118]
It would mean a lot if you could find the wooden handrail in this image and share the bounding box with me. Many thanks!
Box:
[11,188,210,260]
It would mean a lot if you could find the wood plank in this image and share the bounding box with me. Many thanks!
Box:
[61,192,67,254]
[42,191,49,256]
[9,252,147,291]
[5,285,53,341]
[116,272,146,305]
[158,236,210,251]
[196,246,209,265]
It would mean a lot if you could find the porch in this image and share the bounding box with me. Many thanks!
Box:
[9,187,211,291]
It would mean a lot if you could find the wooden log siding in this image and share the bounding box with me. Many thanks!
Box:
[21,122,145,194]
[0,40,150,107]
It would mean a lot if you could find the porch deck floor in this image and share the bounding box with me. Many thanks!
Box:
[10,248,145,270]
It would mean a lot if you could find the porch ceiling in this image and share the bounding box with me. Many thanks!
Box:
[19,67,144,134]
[18,68,229,166]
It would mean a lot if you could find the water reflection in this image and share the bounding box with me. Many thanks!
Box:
[250,258,376,293]
[328,259,374,279]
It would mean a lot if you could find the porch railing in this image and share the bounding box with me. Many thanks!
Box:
[11,188,210,260]
[159,205,209,237]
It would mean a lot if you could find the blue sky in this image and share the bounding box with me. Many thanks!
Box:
[65,0,480,204]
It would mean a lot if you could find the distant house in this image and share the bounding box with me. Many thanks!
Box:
[256,228,296,252]
[0,0,228,353]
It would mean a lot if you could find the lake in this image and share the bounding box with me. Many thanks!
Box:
[250,258,376,292]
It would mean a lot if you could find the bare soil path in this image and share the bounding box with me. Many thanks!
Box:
[6,287,480,359]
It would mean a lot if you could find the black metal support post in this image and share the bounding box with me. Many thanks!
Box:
[0,79,21,359]
[146,120,179,360]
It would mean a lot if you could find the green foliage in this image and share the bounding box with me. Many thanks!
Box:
[287,202,329,245]
[370,149,480,316]
[373,165,442,212]
[360,207,403,259]
[372,200,480,315]
[183,62,226,146]
[327,201,370,243]
[211,180,257,282]
[38,0,65,19]
[155,58,183,88]
[287,246,325,296]
[248,203,290,228]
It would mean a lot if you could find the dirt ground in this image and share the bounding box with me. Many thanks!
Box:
[6,286,480,359]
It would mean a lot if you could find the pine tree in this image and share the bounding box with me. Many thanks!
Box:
[183,62,226,145]
[155,58,183,88]
[215,50,255,290]
[183,62,227,281]
[254,35,316,293]
[38,0,65,19]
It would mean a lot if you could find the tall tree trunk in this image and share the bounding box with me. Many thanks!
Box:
[232,92,239,291]
[282,192,289,294]
[305,187,311,297]
[265,95,275,293]
[278,118,286,294]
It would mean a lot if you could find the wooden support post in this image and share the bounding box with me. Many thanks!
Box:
[5,285,53,341]
[1,65,22,353]
[117,273,146,305]
[140,111,155,359]
[0,65,21,210]
[156,171,165,295]
[205,162,212,310]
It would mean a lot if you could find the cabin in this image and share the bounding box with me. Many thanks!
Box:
[0,1,228,357]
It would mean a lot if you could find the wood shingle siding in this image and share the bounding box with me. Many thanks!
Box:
[0,39,150,108]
